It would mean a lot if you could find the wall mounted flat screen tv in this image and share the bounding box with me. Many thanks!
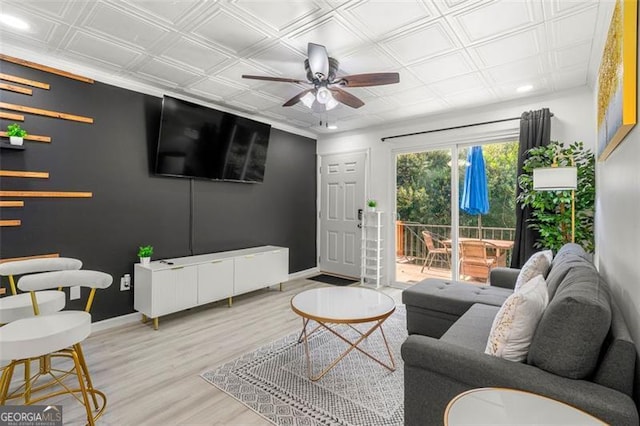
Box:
[155,96,272,183]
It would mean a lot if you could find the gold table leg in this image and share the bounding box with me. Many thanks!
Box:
[299,313,395,381]
[153,317,159,330]
[228,297,233,307]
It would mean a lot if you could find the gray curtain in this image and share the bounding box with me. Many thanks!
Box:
[510,108,551,268]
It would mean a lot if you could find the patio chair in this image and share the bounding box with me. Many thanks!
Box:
[459,240,498,283]
[420,231,450,272]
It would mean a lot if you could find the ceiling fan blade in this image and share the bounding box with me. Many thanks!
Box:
[283,88,314,107]
[339,72,400,88]
[329,88,365,109]
[307,43,329,79]
[242,75,306,84]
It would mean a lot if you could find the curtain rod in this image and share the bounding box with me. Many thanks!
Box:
[380,112,554,142]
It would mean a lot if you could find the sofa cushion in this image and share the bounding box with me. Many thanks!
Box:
[546,244,591,299]
[527,265,611,379]
[403,279,512,318]
[514,250,552,292]
[440,303,500,351]
[485,275,549,361]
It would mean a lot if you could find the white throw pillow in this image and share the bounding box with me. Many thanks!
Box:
[485,275,549,362]
[514,250,553,292]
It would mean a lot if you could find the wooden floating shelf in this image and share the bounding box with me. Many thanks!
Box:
[0,170,49,179]
[0,201,24,207]
[0,102,93,124]
[0,54,94,84]
[0,73,49,90]
[0,142,25,151]
[0,253,59,263]
[0,83,32,95]
[0,131,51,143]
[0,111,24,121]
[0,191,92,198]
[0,220,21,227]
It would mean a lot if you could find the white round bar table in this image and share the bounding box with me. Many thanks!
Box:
[445,387,606,425]
[290,287,396,381]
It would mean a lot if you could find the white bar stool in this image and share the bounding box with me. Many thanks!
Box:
[0,270,112,425]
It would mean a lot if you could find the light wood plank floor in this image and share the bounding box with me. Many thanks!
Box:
[6,278,403,425]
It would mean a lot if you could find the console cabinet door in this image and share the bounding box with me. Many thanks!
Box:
[263,249,288,286]
[234,252,268,295]
[151,269,177,317]
[174,266,198,311]
[197,259,234,304]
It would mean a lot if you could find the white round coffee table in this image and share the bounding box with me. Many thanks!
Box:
[445,388,606,425]
[290,287,396,381]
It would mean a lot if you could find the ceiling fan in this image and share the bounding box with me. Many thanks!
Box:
[242,43,400,112]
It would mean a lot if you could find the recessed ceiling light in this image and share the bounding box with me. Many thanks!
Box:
[516,85,533,93]
[0,14,29,31]
[327,124,338,130]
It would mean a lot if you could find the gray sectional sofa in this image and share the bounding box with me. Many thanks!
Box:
[401,243,638,425]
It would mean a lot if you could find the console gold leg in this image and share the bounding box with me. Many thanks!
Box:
[228,297,233,308]
[153,317,159,330]
[279,283,283,292]
[141,314,148,324]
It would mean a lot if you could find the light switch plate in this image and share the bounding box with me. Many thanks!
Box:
[70,286,81,300]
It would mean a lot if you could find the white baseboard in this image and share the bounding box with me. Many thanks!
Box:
[289,267,319,280]
[91,312,140,333]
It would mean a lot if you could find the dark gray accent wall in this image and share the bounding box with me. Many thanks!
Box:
[0,60,317,321]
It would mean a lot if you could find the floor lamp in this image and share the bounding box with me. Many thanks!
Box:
[533,165,578,243]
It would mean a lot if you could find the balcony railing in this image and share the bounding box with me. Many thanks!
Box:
[396,221,516,269]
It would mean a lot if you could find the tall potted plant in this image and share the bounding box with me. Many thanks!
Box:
[516,141,595,253]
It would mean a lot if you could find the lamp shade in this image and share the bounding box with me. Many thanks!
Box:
[533,167,577,190]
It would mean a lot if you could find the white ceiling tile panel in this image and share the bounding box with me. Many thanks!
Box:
[232,0,325,32]
[549,6,599,49]
[472,27,544,68]
[186,78,245,100]
[382,23,456,64]
[193,10,268,54]
[137,58,200,86]
[483,56,544,84]
[248,43,308,79]
[551,67,588,90]
[65,31,141,68]
[337,46,398,75]
[451,0,541,42]
[83,3,169,50]
[542,0,599,20]
[384,98,449,120]
[409,51,474,84]
[287,16,363,54]
[444,86,497,108]
[11,0,68,18]
[161,37,230,72]
[391,86,437,106]
[428,72,487,96]
[231,92,282,110]
[217,61,273,88]
[493,77,550,98]
[552,42,592,69]
[123,0,202,24]
[344,0,431,38]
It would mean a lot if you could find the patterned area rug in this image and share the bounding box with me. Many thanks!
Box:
[201,306,407,426]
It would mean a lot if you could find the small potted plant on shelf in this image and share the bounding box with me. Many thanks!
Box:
[7,123,27,146]
[138,245,154,265]
[367,199,377,212]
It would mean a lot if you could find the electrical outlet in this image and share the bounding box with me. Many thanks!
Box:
[120,274,131,291]
[70,286,81,300]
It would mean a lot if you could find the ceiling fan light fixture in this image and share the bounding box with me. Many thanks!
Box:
[325,97,339,111]
[300,91,315,108]
[316,86,332,104]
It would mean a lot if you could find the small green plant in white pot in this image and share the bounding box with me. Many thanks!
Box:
[7,123,27,146]
[367,199,377,212]
[138,245,154,265]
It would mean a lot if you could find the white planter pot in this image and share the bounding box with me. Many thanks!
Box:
[140,257,150,265]
[368,206,376,212]
[9,136,23,146]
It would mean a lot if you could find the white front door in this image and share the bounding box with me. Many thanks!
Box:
[320,152,366,278]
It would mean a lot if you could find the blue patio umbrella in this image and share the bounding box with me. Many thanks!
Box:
[460,146,489,233]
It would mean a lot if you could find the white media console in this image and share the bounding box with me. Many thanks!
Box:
[134,245,289,330]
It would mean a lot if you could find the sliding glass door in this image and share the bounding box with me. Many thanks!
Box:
[394,140,517,286]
